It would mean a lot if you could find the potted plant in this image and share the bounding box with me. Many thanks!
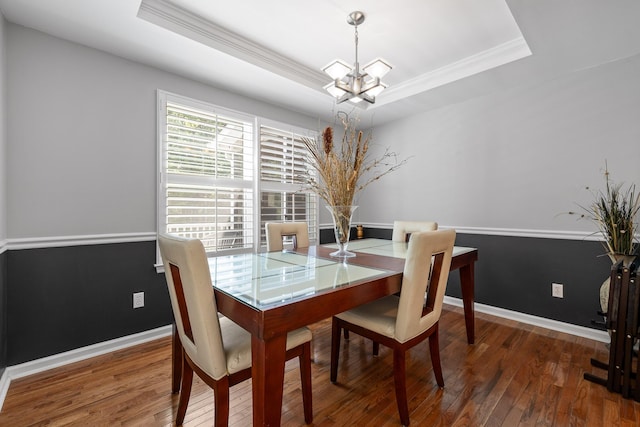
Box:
[569,163,639,312]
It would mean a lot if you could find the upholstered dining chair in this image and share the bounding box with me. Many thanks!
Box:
[265,221,310,251]
[330,229,456,426]
[158,234,313,426]
[343,220,438,344]
[391,220,438,242]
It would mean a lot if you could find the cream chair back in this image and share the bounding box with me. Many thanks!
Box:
[265,222,310,251]
[395,229,455,342]
[158,234,228,381]
[391,220,438,242]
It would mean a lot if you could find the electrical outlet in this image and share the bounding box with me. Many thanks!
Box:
[133,292,145,308]
[552,283,563,298]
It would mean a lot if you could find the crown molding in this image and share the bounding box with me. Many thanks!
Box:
[373,36,532,108]
[137,0,327,90]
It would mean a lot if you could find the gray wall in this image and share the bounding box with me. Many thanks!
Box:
[333,227,613,329]
[6,24,319,239]
[7,241,169,365]
[361,52,640,230]
[0,12,7,375]
[0,12,6,242]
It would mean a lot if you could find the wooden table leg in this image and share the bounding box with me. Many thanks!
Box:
[459,262,475,344]
[172,323,183,394]
[251,333,287,426]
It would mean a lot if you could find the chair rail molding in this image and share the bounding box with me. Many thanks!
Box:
[7,232,157,250]
[345,223,612,242]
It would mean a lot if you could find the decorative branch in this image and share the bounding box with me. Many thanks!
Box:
[301,112,407,208]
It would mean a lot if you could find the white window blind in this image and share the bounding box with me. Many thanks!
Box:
[161,98,254,253]
[260,125,309,184]
[259,125,317,246]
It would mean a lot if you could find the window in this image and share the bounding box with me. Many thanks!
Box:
[157,91,317,256]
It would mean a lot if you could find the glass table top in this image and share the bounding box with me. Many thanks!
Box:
[324,238,476,259]
[208,251,393,309]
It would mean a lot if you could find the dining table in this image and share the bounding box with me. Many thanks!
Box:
[170,238,478,426]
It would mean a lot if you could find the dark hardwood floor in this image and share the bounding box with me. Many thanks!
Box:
[1,305,637,426]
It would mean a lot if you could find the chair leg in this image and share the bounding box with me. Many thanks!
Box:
[176,356,194,426]
[428,324,444,388]
[373,341,380,356]
[393,349,410,426]
[330,317,342,383]
[172,326,183,394]
[299,342,313,424]
[212,377,230,427]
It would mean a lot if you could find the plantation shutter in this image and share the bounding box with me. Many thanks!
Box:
[259,125,317,246]
[162,101,254,252]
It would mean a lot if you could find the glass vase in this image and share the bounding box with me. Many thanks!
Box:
[327,205,358,258]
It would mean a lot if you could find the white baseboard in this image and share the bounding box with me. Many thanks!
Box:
[443,296,610,343]
[0,325,172,412]
[0,369,10,413]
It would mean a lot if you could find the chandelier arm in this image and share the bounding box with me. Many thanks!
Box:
[334,79,354,92]
[360,77,381,93]
[336,90,375,105]
[336,92,352,104]
[360,93,375,104]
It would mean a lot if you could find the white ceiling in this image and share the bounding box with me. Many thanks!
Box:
[1,0,640,125]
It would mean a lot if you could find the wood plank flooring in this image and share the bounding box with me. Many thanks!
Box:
[1,305,637,426]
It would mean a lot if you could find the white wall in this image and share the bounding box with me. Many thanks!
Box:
[359,52,640,234]
[6,24,319,240]
[0,14,6,244]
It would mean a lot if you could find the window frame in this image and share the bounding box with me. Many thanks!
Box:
[156,90,318,266]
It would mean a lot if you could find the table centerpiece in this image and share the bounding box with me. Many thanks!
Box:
[302,112,406,257]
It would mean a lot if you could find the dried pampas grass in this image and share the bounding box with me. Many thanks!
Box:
[302,112,406,208]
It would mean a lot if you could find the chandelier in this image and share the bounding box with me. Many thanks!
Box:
[322,11,392,105]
